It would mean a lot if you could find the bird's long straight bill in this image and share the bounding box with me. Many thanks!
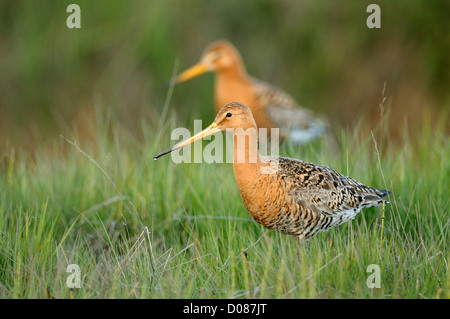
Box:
[173,62,209,84]
[153,122,220,160]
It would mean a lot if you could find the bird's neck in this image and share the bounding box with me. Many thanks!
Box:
[219,59,247,77]
[216,64,250,88]
[214,65,252,113]
[232,129,262,185]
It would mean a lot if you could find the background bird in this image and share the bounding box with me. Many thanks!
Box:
[154,102,390,242]
[170,40,332,145]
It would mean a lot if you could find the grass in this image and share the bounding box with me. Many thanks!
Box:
[0,0,448,301]
[0,97,448,299]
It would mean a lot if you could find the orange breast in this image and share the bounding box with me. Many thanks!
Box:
[234,162,289,230]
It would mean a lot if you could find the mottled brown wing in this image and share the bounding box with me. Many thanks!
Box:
[253,80,299,109]
[276,157,390,217]
[253,80,328,143]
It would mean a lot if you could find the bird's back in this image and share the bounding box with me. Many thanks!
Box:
[253,80,329,144]
[237,156,390,240]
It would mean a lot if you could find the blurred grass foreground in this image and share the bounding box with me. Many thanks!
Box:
[0,1,448,299]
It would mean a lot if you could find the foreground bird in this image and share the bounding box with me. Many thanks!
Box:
[154,102,390,241]
[170,40,329,144]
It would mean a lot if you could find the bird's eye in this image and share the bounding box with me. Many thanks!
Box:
[226,112,232,118]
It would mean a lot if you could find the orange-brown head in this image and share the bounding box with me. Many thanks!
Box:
[171,40,246,85]
[153,102,257,159]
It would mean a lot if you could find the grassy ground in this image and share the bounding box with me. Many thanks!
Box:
[0,97,448,299]
[0,1,448,300]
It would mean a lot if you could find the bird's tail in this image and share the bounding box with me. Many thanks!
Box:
[376,189,391,204]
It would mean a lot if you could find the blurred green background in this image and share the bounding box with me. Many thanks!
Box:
[0,0,448,152]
